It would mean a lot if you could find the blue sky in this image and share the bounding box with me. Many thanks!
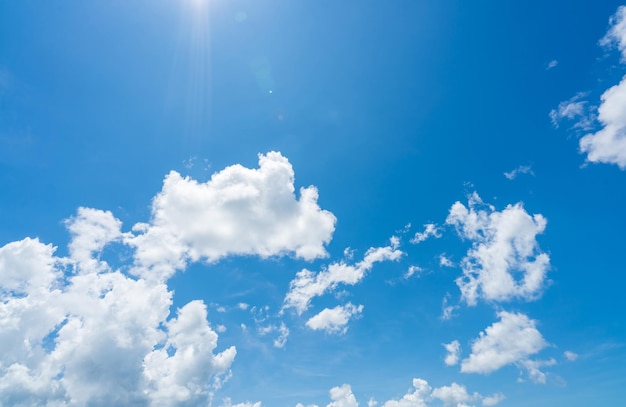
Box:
[1,1,626,406]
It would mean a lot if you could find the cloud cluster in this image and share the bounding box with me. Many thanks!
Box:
[0,231,234,406]
[0,153,338,405]
[300,378,504,407]
[446,193,550,305]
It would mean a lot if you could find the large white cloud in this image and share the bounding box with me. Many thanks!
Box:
[460,311,548,377]
[0,152,341,405]
[446,193,550,305]
[283,240,403,314]
[0,235,235,406]
[126,151,337,281]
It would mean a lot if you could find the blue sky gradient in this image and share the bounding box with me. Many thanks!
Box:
[1,1,625,406]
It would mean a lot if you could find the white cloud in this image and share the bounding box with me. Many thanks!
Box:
[546,60,558,70]
[410,224,441,244]
[65,207,122,273]
[306,303,363,334]
[0,152,331,405]
[382,378,431,407]
[439,254,454,268]
[405,265,423,279]
[221,398,262,407]
[297,379,502,407]
[283,242,403,314]
[564,350,578,361]
[481,393,505,406]
[125,152,336,281]
[576,6,626,168]
[503,165,534,180]
[579,75,626,168]
[443,340,461,366]
[461,311,548,376]
[0,233,236,406]
[517,358,556,384]
[327,384,358,407]
[600,5,626,60]
[446,193,550,305]
[258,322,290,348]
[441,294,458,320]
[143,301,237,405]
[274,323,290,348]
[549,93,593,130]
[431,382,474,406]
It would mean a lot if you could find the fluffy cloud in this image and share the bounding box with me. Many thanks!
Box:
[431,383,474,406]
[0,153,339,405]
[283,240,403,314]
[443,340,461,366]
[327,384,359,407]
[579,75,626,168]
[382,378,431,407]
[446,193,550,305]
[306,303,364,334]
[481,393,505,406]
[65,207,122,265]
[295,379,502,407]
[126,152,336,280]
[461,311,548,377]
[0,235,235,406]
[574,6,626,168]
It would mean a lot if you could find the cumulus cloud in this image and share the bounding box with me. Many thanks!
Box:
[579,75,626,168]
[125,152,336,280]
[431,382,475,406]
[443,340,461,366]
[461,311,548,378]
[283,241,403,314]
[574,6,626,168]
[0,236,234,406]
[503,165,534,180]
[410,224,441,244]
[0,153,339,405]
[327,384,359,407]
[481,393,505,406]
[446,193,550,305]
[306,303,363,334]
[297,379,502,407]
